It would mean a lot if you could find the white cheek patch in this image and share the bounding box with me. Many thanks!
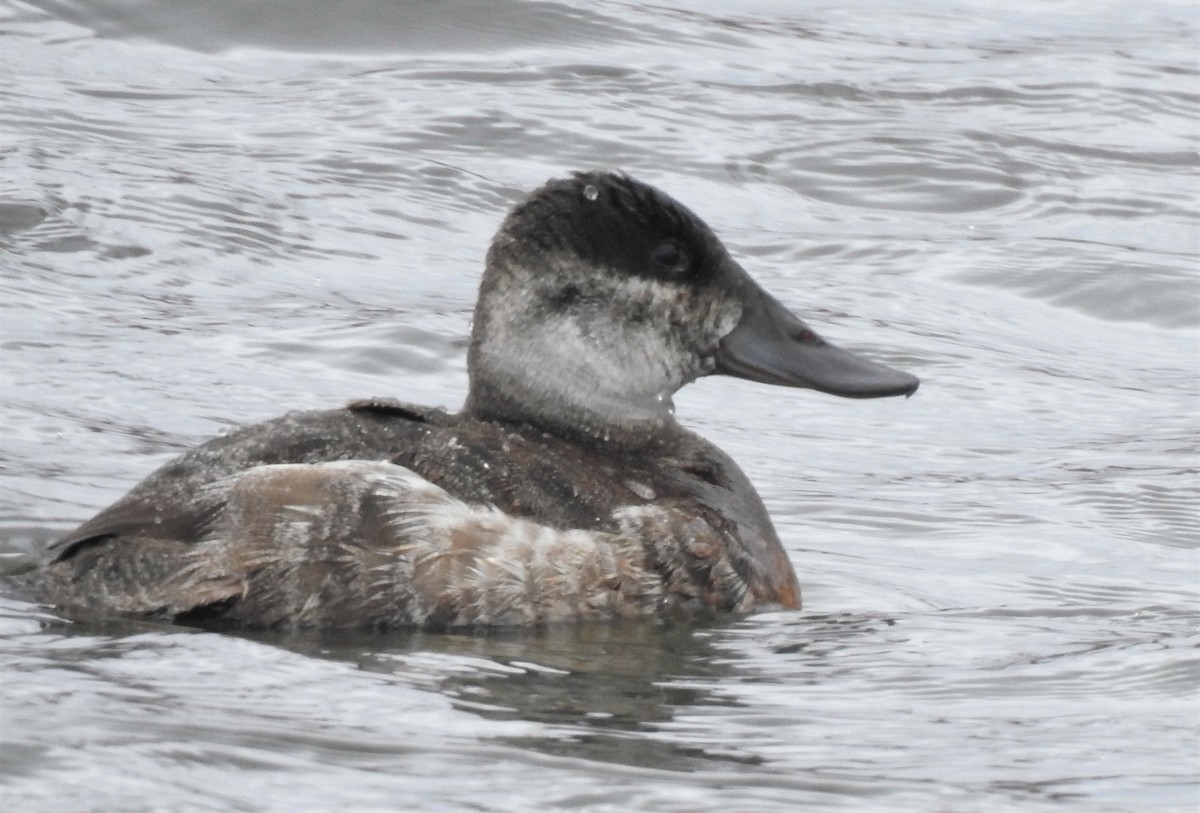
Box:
[477,255,738,430]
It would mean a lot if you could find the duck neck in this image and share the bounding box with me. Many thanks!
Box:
[463,356,682,449]
[463,297,688,448]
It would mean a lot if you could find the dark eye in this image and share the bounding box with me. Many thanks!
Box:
[651,240,687,272]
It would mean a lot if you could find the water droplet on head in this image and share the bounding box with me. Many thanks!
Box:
[583,184,598,201]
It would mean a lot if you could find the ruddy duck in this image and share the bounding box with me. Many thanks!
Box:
[39,171,919,630]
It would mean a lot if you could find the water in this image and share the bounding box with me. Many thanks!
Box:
[1,0,1197,810]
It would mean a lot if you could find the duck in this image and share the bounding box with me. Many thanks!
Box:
[38,171,919,630]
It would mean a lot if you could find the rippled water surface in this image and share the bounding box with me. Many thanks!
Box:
[2,1,1197,810]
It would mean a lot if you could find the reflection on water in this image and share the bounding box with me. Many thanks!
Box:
[313,622,746,770]
[2,0,1197,810]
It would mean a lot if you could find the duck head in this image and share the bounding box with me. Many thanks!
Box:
[465,171,919,442]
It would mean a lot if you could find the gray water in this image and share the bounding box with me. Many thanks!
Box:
[1,1,1197,810]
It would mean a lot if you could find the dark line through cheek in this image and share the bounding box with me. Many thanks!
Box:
[547,283,582,309]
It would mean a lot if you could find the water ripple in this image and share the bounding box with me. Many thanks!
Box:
[3,1,1198,811]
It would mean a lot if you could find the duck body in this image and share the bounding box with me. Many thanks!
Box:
[39,171,918,630]
[42,398,796,629]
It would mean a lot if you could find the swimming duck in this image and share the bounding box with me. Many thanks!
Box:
[39,171,919,630]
